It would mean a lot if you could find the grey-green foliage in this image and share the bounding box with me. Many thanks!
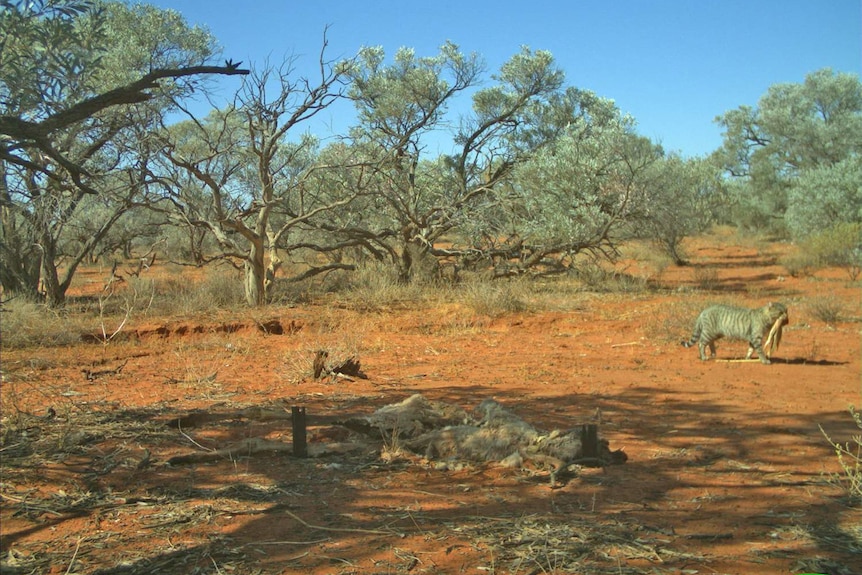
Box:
[0,0,220,305]
[61,193,166,262]
[342,43,564,282]
[1,0,217,133]
[636,154,722,265]
[715,68,862,237]
[493,91,662,274]
[0,0,106,116]
[1,0,104,299]
[786,156,862,239]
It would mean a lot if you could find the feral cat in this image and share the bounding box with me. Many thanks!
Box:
[681,302,788,364]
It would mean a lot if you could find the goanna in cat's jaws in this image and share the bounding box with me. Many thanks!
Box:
[681,302,789,364]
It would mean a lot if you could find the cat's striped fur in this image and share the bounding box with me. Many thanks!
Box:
[681,302,789,364]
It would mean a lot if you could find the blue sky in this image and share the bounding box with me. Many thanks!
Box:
[148,0,860,158]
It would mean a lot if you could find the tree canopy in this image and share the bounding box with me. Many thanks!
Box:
[715,68,862,238]
[0,0,247,305]
[3,2,856,307]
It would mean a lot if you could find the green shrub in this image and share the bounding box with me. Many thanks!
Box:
[779,251,819,278]
[791,222,862,281]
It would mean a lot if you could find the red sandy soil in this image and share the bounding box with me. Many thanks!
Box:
[1,237,860,575]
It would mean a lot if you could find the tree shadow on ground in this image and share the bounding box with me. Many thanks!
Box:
[7,379,860,574]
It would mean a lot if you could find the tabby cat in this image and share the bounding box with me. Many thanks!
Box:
[681,302,789,364]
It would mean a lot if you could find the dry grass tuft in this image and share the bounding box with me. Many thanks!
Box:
[0,298,88,349]
[455,513,703,574]
[573,260,651,293]
[807,295,847,325]
[692,266,720,291]
[458,278,529,317]
[642,299,705,344]
[148,267,246,315]
[338,262,434,311]
[821,405,862,506]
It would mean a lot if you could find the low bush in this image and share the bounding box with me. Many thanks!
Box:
[458,278,529,317]
[573,261,649,293]
[692,267,720,291]
[784,223,862,280]
[0,297,87,349]
[821,405,862,505]
[779,251,819,278]
[806,295,846,325]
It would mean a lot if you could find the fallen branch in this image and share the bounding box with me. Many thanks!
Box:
[167,437,291,465]
[684,532,734,540]
[164,371,218,385]
[279,507,399,537]
[82,360,128,380]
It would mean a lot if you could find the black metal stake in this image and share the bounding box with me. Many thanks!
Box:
[580,423,599,459]
[292,406,308,458]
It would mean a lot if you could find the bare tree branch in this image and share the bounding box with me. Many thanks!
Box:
[0,65,250,141]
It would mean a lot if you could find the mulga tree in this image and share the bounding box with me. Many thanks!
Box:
[478,89,662,276]
[714,68,862,237]
[636,154,722,266]
[155,47,356,306]
[341,43,565,283]
[0,0,247,305]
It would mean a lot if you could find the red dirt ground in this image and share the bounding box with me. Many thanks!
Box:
[2,237,860,575]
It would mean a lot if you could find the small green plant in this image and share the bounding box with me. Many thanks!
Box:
[820,405,862,505]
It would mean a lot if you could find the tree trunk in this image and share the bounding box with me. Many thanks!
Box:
[39,237,66,307]
[399,240,439,285]
[265,244,283,295]
[0,209,41,299]
[397,244,412,284]
[244,238,267,306]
